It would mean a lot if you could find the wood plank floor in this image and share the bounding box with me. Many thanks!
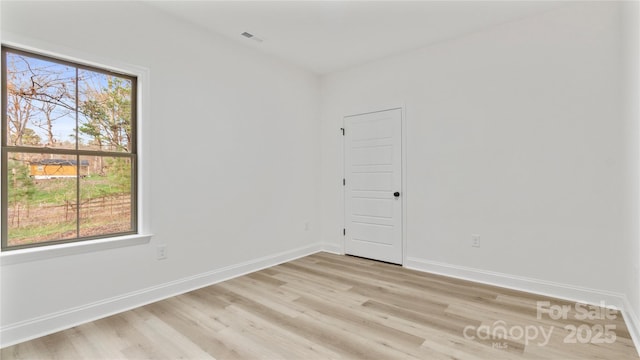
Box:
[2,252,638,359]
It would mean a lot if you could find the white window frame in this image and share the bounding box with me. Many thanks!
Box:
[0,35,152,265]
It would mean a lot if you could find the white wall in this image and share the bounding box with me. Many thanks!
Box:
[622,0,640,340]
[1,0,638,351]
[0,1,321,345]
[321,1,636,312]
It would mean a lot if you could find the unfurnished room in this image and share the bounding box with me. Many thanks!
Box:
[0,1,639,359]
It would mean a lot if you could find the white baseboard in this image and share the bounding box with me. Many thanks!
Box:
[405,256,640,356]
[623,297,640,357]
[0,243,324,348]
[405,256,627,307]
[321,242,343,255]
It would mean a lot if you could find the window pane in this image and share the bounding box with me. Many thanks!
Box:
[79,156,133,237]
[6,152,77,247]
[3,46,137,250]
[78,70,133,152]
[5,52,77,149]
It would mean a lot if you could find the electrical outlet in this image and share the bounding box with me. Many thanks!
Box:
[471,234,480,248]
[157,245,167,260]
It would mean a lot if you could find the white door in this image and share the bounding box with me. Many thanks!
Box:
[344,108,402,264]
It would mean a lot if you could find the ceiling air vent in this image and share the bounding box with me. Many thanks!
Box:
[241,31,263,43]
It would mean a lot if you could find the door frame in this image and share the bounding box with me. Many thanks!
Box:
[341,106,407,265]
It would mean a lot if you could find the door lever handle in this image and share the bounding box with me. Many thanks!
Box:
[393,192,400,197]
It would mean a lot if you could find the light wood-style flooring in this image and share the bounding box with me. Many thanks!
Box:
[2,252,638,359]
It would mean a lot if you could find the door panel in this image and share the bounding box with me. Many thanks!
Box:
[344,108,402,264]
[351,145,393,165]
[351,172,393,191]
[352,197,394,219]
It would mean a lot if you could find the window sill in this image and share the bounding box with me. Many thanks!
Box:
[0,234,153,266]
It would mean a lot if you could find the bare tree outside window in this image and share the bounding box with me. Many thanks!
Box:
[1,46,137,250]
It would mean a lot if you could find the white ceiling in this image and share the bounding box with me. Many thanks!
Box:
[148,1,565,75]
